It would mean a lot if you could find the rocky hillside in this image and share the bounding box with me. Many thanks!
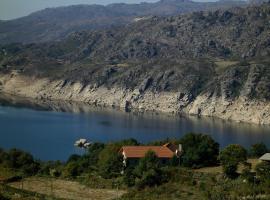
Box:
[0,3,270,124]
[0,0,247,44]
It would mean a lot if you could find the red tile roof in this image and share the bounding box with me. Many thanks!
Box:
[121,146,175,158]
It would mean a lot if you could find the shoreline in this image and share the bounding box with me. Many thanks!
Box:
[0,73,270,125]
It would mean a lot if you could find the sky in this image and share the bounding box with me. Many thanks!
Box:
[0,0,216,20]
[0,0,158,20]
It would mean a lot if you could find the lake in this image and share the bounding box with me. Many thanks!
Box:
[0,94,270,161]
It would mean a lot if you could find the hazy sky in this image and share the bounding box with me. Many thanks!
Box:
[0,0,160,20]
[0,0,217,20]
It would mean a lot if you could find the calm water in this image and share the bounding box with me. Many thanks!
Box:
[0,95,270,161]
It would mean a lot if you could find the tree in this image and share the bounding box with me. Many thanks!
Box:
[123,167,136,187]
[180,133,219,168]
[85,143,105,166]
[4,148,40,175]
[250,143,268,158]
[134,151,167,188]
[67,154,81,163]
[97,145,122,179]
[219,144,247,178]
[63,162,81,178]
[0,148,9,164]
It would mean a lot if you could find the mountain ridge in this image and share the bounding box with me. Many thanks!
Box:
[0,0,247,44]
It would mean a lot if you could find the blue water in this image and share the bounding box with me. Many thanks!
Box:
[0,104,270,161]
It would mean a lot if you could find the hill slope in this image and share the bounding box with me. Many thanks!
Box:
[0,0,247,44]
[0,3,270,124]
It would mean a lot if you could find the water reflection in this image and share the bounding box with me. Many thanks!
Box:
[0,93,269,161]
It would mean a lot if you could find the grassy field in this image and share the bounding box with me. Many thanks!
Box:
[8,177,125,200]
[194,159,260,174]
[120,182,205,200]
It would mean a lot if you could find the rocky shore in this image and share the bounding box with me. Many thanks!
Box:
[1,73,269,125]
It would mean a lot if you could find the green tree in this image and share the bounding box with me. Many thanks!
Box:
[0,148,9,164]
[134,151,167,188]
[63,162,81,178]
[180,133,219,168]
[85,143,105,166]
[67,154,81,163]
[5,149,40,175]
[219,144,247,178]
[97,145,122,179]
[123,167,136,187]
[250,143,268,158]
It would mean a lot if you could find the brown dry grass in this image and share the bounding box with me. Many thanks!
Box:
[9,177,126,200]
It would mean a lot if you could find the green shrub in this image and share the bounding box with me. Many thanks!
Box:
[123,168,136,187]
[0,193,9,200]
[180,133,219,168]
[219,144,247,178]
[38,161,63,176]
[134,151,168,189]
[85,143,105,166]
[249,143,268,158]
[170,155,179,166]
[136,168,164,189]
[241,166,255,184]
[63,162,81,178]
[256,161,270,183]
[0,148,40,176]
[98,145,122,179]
[67,154,81,163]
[49,168,61,178]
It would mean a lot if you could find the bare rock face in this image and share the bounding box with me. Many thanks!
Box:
[139,77,153,93]
[0,70,270,125]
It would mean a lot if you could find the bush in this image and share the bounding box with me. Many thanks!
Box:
[123,168,136,187]
[219,144,247,178]
[63,162,81,178]
[134,151,168,189]
[98,145,122,179]
[180,133,219,168]
[136,169,165,189]
[50,168,61,177]
[0,148,9,164]
[38,161,63,176]
[255,162,270,183]
[1,148,40,176]
[67,154,81,163]
[241,164,255,184]
[249,143,268,158]
[85,143,105,166]
[0,194,9,200]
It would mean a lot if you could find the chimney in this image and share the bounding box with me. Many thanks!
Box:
[179,144,182,153]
